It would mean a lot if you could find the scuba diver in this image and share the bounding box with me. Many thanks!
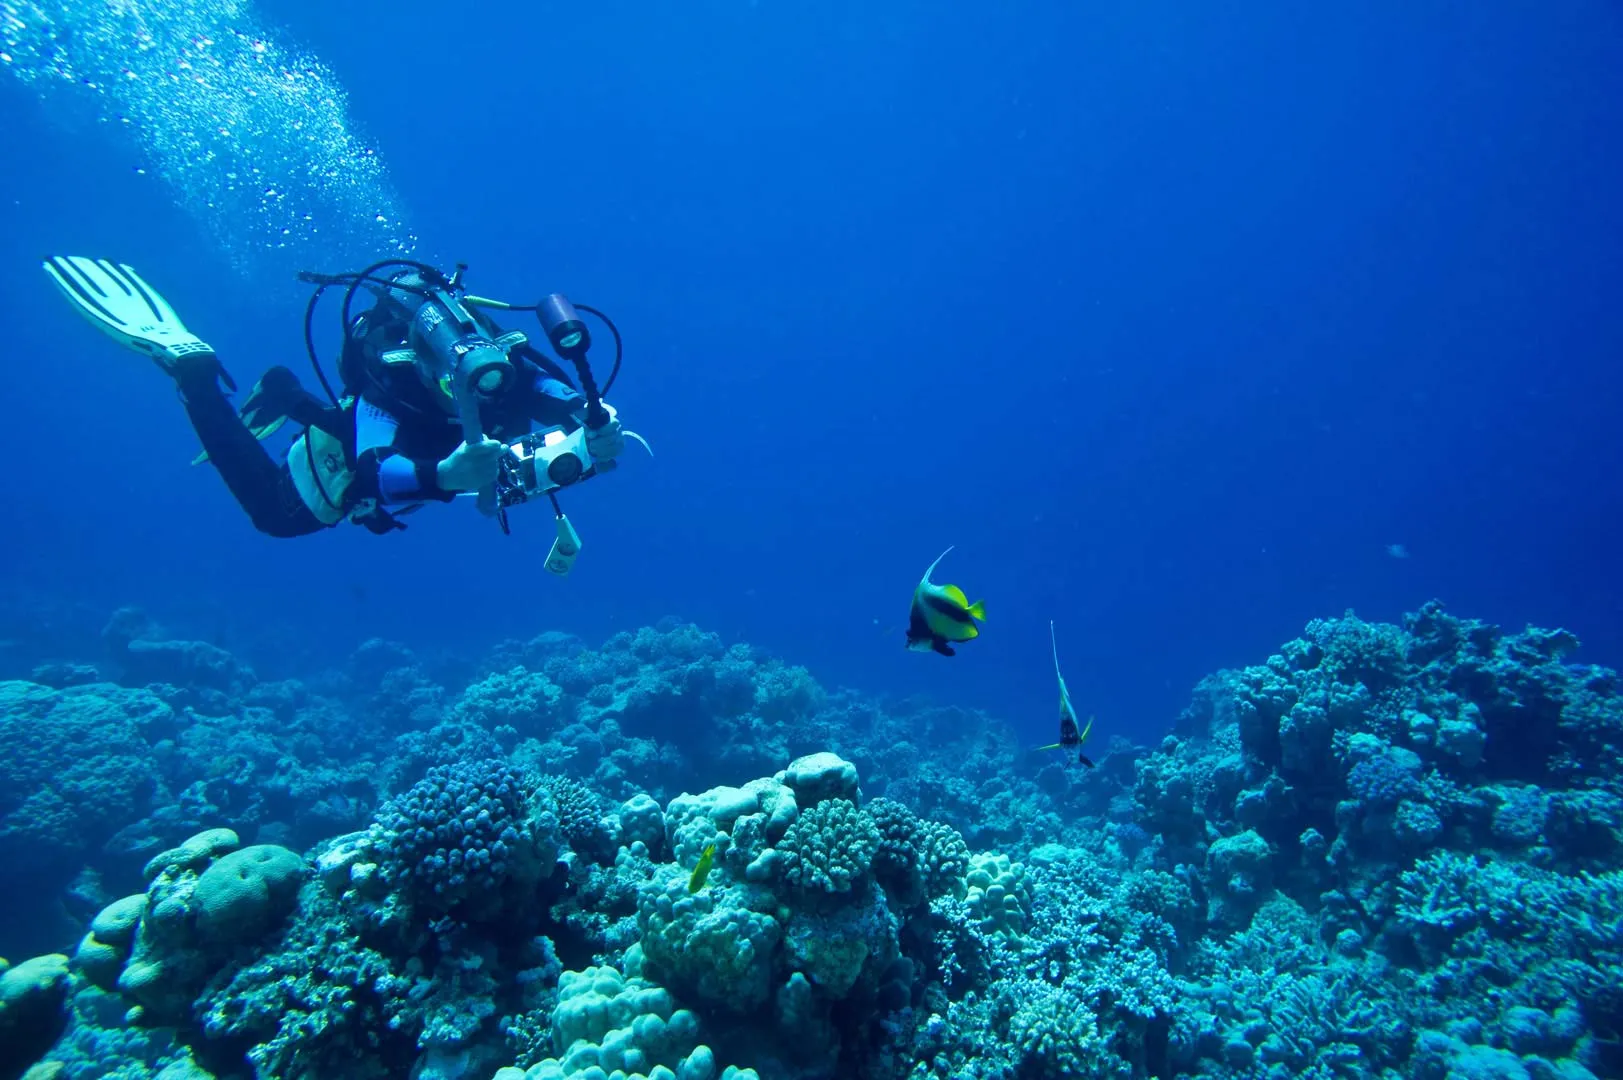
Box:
[43,255,638,569]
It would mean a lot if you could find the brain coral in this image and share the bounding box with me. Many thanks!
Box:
[193,845,308,944]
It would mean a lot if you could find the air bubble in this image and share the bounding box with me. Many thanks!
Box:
[1,0,417,277]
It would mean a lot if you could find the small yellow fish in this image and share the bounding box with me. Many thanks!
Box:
[687,842,717,894]
[905,546,987,657]
[1035,621,1096,767]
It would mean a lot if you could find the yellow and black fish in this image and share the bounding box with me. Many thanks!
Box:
[905,546,986,657]
[1036,621,1095,767]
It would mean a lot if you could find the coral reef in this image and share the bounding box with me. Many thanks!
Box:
[0,601,1619,1080]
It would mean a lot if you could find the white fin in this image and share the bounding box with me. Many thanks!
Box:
[1051,619,1076,718]
[920,545,955,588]
[625,429,654,458]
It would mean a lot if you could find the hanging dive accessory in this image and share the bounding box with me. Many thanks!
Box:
[546,496,584,576]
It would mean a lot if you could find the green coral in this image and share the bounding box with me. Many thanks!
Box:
[779,798,878,893]
[783,888,899,997]
[1002,980,1129,1079]
[636,869,781,1012]
[962,852,1033,939]
[198,881,413,1078]
[0,953,73,1075]
[868,797,971,906]
[518,956,715,1079]
[87,828,307,1027]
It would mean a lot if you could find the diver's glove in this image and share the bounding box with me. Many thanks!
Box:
[436,437,506,493]
[584,402,626,464]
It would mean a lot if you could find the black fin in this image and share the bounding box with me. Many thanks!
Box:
[905,608,930,650]
[932,639,956,657]
[1078,753,1096,768]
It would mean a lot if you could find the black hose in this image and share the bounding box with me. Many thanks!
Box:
[484,300,622,399]
[300,260,442,409]
[302,285,341,407]
[338,259,443,337]
[573,303,623,397]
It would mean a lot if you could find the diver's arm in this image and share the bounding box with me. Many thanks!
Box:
[526,355,628,462]
[353,396,456,504]
[375,452,456,503]
[536,376,584,426]
[515,353,586,428]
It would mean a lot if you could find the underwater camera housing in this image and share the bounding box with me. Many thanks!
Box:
[492,410,620,508]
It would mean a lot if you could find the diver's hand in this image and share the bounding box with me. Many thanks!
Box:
[585,404,626,463]
[436,437,505,492]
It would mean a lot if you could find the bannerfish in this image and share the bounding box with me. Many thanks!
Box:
[1035,620,1096,767]
[905,546,986,657]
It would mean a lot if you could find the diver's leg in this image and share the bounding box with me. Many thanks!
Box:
[176,370,324,538]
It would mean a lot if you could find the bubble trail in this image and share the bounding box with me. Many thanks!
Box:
[2,0,418,278]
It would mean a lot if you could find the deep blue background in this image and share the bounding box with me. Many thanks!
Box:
[2,2,1620,747]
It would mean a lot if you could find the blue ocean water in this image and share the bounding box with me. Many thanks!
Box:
[1,3,1621,1079]
[0,1,1614,744]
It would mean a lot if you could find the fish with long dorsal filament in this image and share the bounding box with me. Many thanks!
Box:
[1035,620,1095,767]
[904,546,986,657]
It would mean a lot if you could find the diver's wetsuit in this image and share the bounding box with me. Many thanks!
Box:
[176,369,325,538]
[175,350,583,537]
